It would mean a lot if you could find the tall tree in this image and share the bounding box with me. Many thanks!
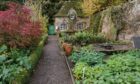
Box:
[41,0,67,23]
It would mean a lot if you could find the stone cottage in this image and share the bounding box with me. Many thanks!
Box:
[54,1,90,32]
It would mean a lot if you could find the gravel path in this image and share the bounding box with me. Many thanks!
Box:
[29,36,72,84]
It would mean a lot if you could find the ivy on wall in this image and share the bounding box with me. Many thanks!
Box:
[90,12,102,34]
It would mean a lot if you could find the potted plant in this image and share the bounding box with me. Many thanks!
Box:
[62,43,73,56]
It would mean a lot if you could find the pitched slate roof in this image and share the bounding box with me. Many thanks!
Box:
[55,1,86,17]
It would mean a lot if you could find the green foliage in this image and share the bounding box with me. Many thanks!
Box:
[0,47,32,83]
[92,51,140,84]
[62,32,106,45]
[0,35,47,83]
[0,45,30,83]
[111,6,125,39]
[69,45,105,65]
[73,62,93,80]
[79,51,104,66]
[73,32,93,44]
[90,12,102,34]
[11,34,47,84]
[73,50,140,84]
[41,0,64,23]
[0,45,7,54]
[109,0,127,6]
[69,45,93,63]
[0,45,8,64]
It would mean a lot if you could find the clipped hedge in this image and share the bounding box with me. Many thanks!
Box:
[10,34,48,84]
[29,34,48,69]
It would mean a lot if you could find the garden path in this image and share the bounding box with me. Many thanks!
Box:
[29,36,72,84]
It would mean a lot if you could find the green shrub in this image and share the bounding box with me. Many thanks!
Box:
[0,34,47,84]
[62,32,106,45]
[73,62,93,80]
[73,50,140,84]
[0,47,31,83]
[69,45,105,65]
[92,51,140,84]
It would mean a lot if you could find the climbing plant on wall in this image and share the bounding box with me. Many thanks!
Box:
[81,0,127,16]
[82,0,108,15]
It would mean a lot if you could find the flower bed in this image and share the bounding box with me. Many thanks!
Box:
[59,28,137,84]
[69,45,140,84]
[0,34,47,84]
[0,2,48,84]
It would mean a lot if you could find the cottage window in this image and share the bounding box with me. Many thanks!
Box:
[77,22,87,30]
[77,23,84,30]
[60,23,67,30]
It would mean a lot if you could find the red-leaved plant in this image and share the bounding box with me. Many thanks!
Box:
[0,2,42,48]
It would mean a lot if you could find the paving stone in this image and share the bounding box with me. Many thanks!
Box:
[29,36,72,84]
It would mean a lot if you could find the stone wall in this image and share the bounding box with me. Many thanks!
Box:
[91,1,140,41]
[100,8,117,40]
[91,7,118,41]
[118,1,140,41]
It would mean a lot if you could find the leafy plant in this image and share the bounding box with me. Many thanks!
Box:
[0,2,43,48]
[73,62,93,80]
[0,46,31,83]
[0,45,7,54]
[9,49,31,69]
[62,32,106,45]
[79,51,105,66]
[73,50,140,84]
[0,45,8,64]
[69,45,105,65]
[0,64,25,83]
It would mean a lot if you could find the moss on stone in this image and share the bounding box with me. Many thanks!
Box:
[90,7,116,40]
[104,8,117,40]
[109,0,127,6]
[90,12,102,34]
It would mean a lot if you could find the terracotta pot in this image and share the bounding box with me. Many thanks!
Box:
[63,43,73,56]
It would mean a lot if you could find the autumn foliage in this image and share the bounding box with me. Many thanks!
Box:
[0,2,42,48]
